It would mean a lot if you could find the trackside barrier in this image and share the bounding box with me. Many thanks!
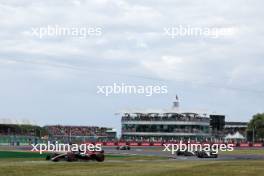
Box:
[87,142,263,147]
[239,143,250,147]
[129,142,139,146]
[141,142,150,146]
[117,142,127,146]
[153,143,163,146]
[106,142,115,146]
[84,142,93,145]
[253,143,263,147]
[201,143,210,147]
[95,142,103,145]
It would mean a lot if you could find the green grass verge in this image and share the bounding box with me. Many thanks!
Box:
[220,149,264,155]
[0,159,263,176]
[0,149,264,176]
[0,150,49,159]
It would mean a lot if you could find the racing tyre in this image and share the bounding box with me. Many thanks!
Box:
[95,154,105,162]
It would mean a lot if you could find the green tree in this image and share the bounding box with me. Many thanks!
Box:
[247,113,264,142]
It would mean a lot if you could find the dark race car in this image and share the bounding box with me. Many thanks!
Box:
[46,150,105,162]
[196,150,218,158]
[116,145,130,150]
[176,149,196,156]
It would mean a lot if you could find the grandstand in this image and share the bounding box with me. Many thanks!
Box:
[121,96,212,142]
[120,97,247,142]
[120,97,212,141]
[0,124,46,145]
[121,96,252,142]
[0,122,116,145]
[121,112,210,142]
[44,125,117,143]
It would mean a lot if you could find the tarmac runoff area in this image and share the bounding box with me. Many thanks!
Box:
[10,145,264,161]
[102,146,264,161]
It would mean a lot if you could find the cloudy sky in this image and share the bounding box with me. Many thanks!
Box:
[0,0,263,133]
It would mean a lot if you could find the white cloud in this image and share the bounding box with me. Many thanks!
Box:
[0,0,263,126]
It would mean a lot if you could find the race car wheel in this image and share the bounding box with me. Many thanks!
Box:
[46,153,59,160]
[65,153,77,162]
[46,154,51,160]
[95,153,105,162]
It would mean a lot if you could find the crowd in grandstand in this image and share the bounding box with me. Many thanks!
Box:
[45,125,113,137]
[0,124,43,136]
[122,128,207,134]
[122,113,209,122]
[0,124,116,141]
[120,136,207,142]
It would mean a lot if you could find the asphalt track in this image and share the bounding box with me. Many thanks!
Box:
[103,146,264,161]
[9,145,264,161]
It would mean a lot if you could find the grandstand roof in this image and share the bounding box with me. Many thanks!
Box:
[225,122,248,128]
[120,108,210,117]
[0,118,37,125]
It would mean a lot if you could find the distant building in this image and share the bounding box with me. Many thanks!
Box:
[121,96,212,141]
[120,96,249,142]
[210,115,226,139]
[121,112,210,141]
[224,122,248,136]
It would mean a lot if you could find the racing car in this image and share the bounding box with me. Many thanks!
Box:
[176,149,196,156]
[196,150,218,158]
[116,145,130,150]
[46,150,105,162]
